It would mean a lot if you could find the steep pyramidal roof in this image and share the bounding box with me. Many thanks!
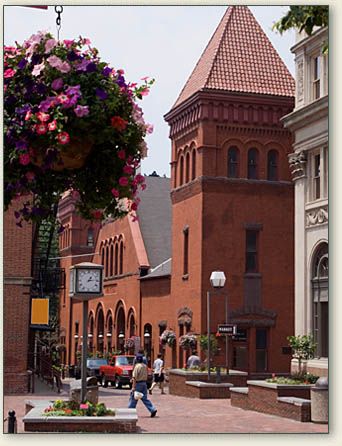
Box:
[173,6,295,109]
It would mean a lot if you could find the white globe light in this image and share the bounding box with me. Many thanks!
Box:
[210,271,226,288]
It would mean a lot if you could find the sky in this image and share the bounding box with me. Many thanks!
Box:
[4,4,295,178]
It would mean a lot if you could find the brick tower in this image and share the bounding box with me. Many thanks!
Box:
[165,6,295,373]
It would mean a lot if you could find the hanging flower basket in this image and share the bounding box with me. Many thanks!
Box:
[4,31,154,227]
[179,333,197,350]
[160,329,176,348]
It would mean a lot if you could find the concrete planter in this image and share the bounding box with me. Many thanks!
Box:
[23,400,138,433]
[168,369,247,398]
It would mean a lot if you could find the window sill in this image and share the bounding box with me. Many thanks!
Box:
[182,274,189,281]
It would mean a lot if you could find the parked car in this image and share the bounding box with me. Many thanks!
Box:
[86,358,108,382]
[99,355,153,389]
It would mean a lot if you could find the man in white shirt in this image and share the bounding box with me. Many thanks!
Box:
[149,353,165,395]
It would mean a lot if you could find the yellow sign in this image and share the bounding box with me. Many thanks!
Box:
[31,298,49,325]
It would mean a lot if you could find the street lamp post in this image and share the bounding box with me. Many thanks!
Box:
[207,271,226,383]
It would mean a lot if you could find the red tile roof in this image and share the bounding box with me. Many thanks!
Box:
[173,6,295,109]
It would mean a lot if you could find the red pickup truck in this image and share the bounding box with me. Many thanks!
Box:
[99,355,153,389]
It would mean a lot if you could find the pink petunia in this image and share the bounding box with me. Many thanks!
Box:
[48,120,57,131]
[145,123,154,134]
[123,165,134,175]
[140,87,149,97]
[19,153,30,165]
[4,68,16,78]
[36,112,50,122]
[36,123,48,135]
[111,188,120,198]
[63,39,74,48]
[79,403,89,410]
[47,55,62,68]
[57,132,70,145]
[45,38,57,53]
[141,76,149,81]
[25,111,32,121]
[119,177,129,187]
[57,94,69,104]
[32,62,45,77]
[58,61,71,73]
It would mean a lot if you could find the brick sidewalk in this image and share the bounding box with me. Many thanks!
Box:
[3,380,328,434]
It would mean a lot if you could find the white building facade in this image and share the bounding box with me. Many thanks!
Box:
[282,26,328,377]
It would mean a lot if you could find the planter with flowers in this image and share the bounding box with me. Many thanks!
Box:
[124,337,135,354]
[4,31,154,227]
[23,399,138,433]
[160,329,176,348]
[178,333,197,351]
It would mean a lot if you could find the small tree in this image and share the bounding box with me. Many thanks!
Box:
[199,334,218,369]
[287,334,317,375]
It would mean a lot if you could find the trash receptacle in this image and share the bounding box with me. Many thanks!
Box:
[69,376,99,404]
[310,377,328,423]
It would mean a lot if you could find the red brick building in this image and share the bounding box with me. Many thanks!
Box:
[58,6,295,375]
[4,200,33,394]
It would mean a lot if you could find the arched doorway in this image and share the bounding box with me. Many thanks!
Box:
[311,243,328,358]
[96,306,105,355]
[116,306,125,353]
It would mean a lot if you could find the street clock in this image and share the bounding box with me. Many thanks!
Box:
[69,262,104,300]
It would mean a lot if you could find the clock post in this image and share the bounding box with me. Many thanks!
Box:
[69,262,104,403]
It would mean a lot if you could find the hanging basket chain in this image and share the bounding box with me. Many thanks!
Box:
[55,6,63,40]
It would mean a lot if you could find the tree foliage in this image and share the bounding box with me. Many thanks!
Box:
[273,6,328,36]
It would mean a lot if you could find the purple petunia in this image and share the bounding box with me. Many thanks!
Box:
[74,105,89,117]
[102,66,112,77]
[51,78,63,90]
[76,59,91,71]
[86,62,97,73]
[65,85,81,97]
[18,58,28,69]
[95,88,108,100]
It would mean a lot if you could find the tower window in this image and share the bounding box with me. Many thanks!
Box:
[267,150,278,181]
[228,146,239,178]
[248,148,258,179]
[245,230,258,273]
[183,226,189,276]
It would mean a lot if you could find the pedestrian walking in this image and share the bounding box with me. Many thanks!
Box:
[149,353,165,395]
[128,354,157,417]
[133,348,148,366]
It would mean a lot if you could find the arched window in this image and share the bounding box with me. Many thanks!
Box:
[267,150,279,181]
[119,241,124,275]
[185,152,190,183]
[228,146,239,178]
[191,149,196,180]
[105,245,109,277]
[114,242,119,276]
[179,155,184,186]
[312,243,328,358]
[247,148,259,179]
[110,243,114,276]
[106,314,113,353]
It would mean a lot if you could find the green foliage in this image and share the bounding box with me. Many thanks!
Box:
[273,6,328,36]
[43,400,115,417]
[287,334,317,361]
[266,372,319,385]
[199,334,218,355]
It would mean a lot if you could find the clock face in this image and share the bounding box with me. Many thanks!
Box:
[76,269,101,293]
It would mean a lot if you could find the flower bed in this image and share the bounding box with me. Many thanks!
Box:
[4,31,154,226]
[24,399,138,433]
[43,399,114,417]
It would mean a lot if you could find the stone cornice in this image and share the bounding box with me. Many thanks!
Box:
[4,276,32,286]
[282,95,328,132]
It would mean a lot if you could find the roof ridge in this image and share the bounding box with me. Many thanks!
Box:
[172,6,234,108]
